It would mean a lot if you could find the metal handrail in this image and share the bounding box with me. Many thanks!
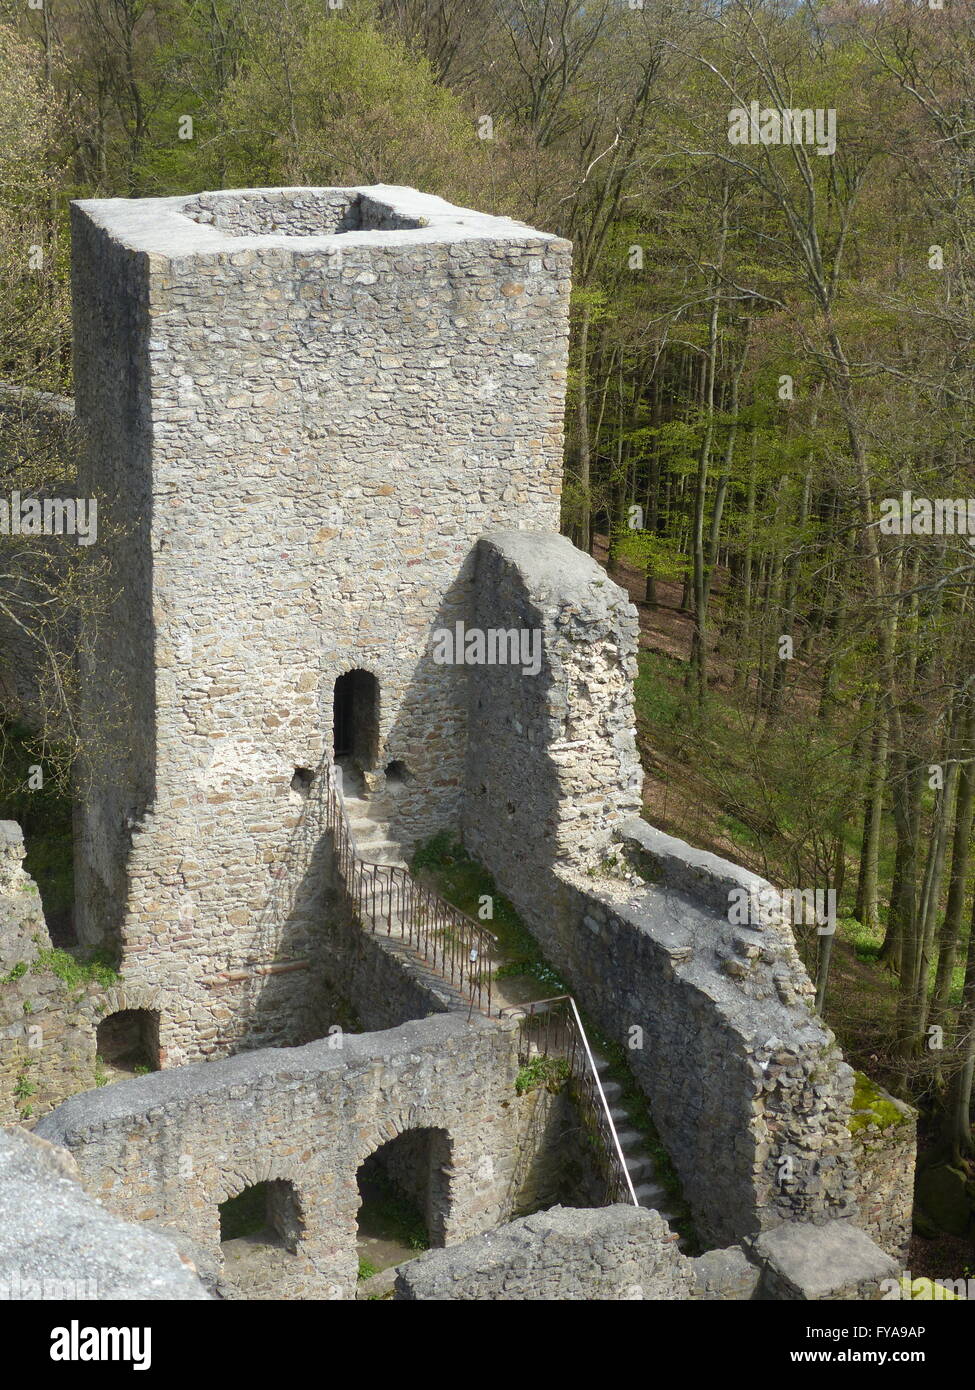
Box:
[322,764,638,1205]
[501,995,640,1207]
[322,760,498,1016]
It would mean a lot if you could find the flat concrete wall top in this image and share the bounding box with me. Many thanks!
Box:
[71,185,567,258]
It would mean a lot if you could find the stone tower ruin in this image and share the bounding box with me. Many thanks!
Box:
[0,186,916,1290]
[70,186,574,1059]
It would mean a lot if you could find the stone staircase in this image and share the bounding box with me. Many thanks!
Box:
[337,765,408,869]
[330,761,687,1243]
[589,1048,685,1240]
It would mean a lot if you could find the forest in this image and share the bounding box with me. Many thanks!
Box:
[1,0,974,1262]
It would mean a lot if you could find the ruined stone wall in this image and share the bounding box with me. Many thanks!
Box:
[752,1221,898,1300]
[394,1203,695,1300]
[463,531,643,880]
[70,203,155,952]
[70,186,571,1060]
[542,852,860,1249]
[848,1076,916,1263]
[0,820,49,971]
[0,821,99,1121]
[461,535,862,1248]
[35,1012,566,1299]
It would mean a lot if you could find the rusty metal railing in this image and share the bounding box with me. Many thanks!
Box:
[322,759,498,1016]
[321,763,640,1205]
[500,994,640,1207]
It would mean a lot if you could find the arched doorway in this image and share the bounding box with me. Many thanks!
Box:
[333,669,379,769]
[95,1008,160,1078]
[355,1128,451,1279]
[218,1179,304,1297]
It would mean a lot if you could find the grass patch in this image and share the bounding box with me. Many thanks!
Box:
[633,650,684,730]
[841,914,884,965]
[359,1169,429,1252]
[31,945,118,993]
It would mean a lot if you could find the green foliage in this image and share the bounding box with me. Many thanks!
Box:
[515,1055,570,1096]
[357,1258,379,1282]
[841,915,883,965]
[614,530,685,583]
[33,947,118,994]
[409,833,566,991]
[213,4,479,192]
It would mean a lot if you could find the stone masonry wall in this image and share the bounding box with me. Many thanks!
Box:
[182,188,424,236]
[394,1203,695,1300]
[462,534,862,1248]
[70,186,571,1061]
[35,1012,567,1299]
[0,820,49,971]
[544,851,860,1249]
[848,1076,917,1263]
[463,531,643,880]
[70,201,155,952]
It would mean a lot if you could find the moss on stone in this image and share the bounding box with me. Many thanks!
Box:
[31,947,118,993]
[848,1070,907,1134]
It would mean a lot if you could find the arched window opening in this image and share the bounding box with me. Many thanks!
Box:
[95,1008,160,1079]
[219,1180,303,1253]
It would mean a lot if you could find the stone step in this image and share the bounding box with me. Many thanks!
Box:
[355,839,406,861]
[600,1079,623,1104]
[345,816,395,837]
[613,1128,645,1151]
[633,1180,671,1207]
[624,1153,655,1181]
